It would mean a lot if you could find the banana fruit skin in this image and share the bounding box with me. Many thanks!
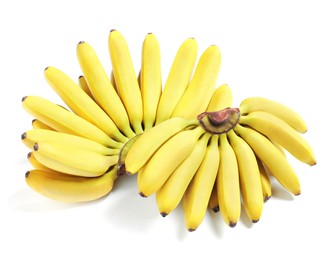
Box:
[155,38,198,124]
[138,126,205,197]
[25,167,117,203]
[239,111,316,165]
[239,97,307,133]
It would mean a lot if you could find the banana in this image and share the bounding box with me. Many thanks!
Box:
[22,96,122,148]
[239,97,307,133]
[155,133,210,216]
[78,75,95,100]
[27,152,55,172]
[206,84,233,112]
[32,119,55,131]
[172,45,221,119]
[44,66,127,143]
[33,141,118,177]
[25,167,118,203]
[208,183,219,213]
[216,133,241,227]
[239,111,316,165]
[138,126,205,197]
[234,124,301,195]
[141,33,162,130]
[76,41,135,138]
[155,38,198,124]
[183,135,220,231]
[22,129,119,156]
[108,30,143,134]
[125,117,199,174]
[257,157,272,202]
[227,130,263,223]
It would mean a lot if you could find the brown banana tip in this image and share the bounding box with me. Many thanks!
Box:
[147,32,153,35]
[252,219,259,224]
[33,143,39,151]
[139,192,147,198]
[21,96,28,102]
[25,171,30,178]
[44,66,49,71]
[160,212,168,217]
[229,222,237,228]
[32,119,36,123]
[110,29,116,33]
[78,41,85,45]
[212,206,220,213]
[188,228,196,232]
[294,192,301,196]
[21,132,27,140]
[27,152,32,159]
[78,75,83,79]
[264,195,271,202]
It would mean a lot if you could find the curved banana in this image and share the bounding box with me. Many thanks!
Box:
[138,126,205,197]
[155,38,198,124]
[208,183,219,213]
[25,167,117,203]
[239,97,307,133]
[32,119,55,131]
[206,84,233,112]
[76,41,135,138]
[22,96,122,148]
[239,111,316,165]
[217,134,241,227]
[227,130,263,223]
[140,33,162,130]
[108,30,143,134]
[155,133,210,216]
[257,157,272,202]
[33,141,118,177]
[22,129,119,156]
[78,75,95,100]
[183,135,220,231]
[234,124,301,195]
[172,45,221,119]
[125,117,199,174]
[44,66,127,143]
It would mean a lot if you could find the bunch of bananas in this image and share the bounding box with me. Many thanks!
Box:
[21,30,316,231]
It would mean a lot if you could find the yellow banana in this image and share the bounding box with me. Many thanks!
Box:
[208,183,219,213]
[155,133,210,216]
[206,84,233,112]
[257,157,272,202]
[33,141,118,177]
[141,33,162,130]
[234,124,301,195]
[183,135,220,231]
[217,134,241,227]
[44,66,127,143]
[25,167,117,203]
[172,45,221,119]
[155,38,198,124]
[239,111,316,165]
[228,130,263,223]
[32,119,54,131]
[108,30,143,134]
[138,126,205,197]
[22,129,119,156]
[78,75,95,100]
[239,97,307,133]
[125,117,199,174]
[76,41,135,138]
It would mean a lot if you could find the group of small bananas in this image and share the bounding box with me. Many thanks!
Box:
[21,30,316,231]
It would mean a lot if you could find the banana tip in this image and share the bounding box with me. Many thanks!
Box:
[160,212,168,217]
[212,206,219,213]
[78,41,85,45]
[264,195,271,202]
[110,29,116,33]
[188,228,196,232]
[27,152,32,159]
[229,222,237,228]
[33,143,39,151]
[44,66,49,71]
[25,171,30,178]
[21,132,27,140]
[139,192,147,198]
[21,96,28,102]
[252,219,259,224]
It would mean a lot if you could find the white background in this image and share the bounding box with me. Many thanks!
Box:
[1,0,333,259]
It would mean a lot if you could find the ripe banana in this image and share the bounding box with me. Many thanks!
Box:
[32,119,54,131]
[228,130,263,223]
[172,45,221,119]
[183,135,220,231]
[206,84,233,112]
[138,126,205,197]
[239,97,307,133]
[155,133,210,216]
[140,33,162,130]
[33,141,118,177]
[125,117,199,174]
[108,30,143,134]
[25,167,118,203]
[76,41,135,138]
[234,124,301,195]
[216,133,241,227]
[239,111,316,165]
[22,129,119,156]
[78,75,95,100]
[44,66,127,143]
[257,157,272,202]
[155,38,198,124]
[22,96,122,149]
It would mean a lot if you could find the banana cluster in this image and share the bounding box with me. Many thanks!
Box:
[20,30,316,231]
